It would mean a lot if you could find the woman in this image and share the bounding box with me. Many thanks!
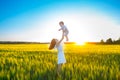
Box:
[49,32,66,76]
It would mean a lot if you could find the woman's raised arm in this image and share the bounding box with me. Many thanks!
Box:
[56,31,64,46]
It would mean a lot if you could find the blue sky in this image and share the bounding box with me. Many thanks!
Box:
[0,0,120,42]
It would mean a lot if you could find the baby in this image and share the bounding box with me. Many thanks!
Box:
[58,21,69,41]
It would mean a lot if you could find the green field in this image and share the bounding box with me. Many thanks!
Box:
[0,44,120,80]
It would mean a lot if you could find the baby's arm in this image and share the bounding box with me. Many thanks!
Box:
[58,27,66,31]
[58,27,62,31]
[58,28,62,31]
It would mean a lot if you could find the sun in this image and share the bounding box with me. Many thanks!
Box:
[75,41,86,45]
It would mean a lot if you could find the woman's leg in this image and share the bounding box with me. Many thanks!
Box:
[57,63,63,75]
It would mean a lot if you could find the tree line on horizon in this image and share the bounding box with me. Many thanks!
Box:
[100,37,120,44]
[0,37,120,44]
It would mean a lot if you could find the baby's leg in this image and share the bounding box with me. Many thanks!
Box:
[63,32,69,41]
[65,35,69,41]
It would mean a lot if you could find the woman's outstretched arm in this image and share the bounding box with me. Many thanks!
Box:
[56,31,64,46]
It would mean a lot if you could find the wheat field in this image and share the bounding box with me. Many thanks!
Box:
[0,44,120,80]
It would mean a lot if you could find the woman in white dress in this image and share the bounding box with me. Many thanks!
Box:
[49,32,66,75]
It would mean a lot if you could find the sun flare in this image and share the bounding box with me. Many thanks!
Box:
[33,9,120,43]
[76,41,86,45]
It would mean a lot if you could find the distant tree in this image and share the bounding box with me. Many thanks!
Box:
[106,38,113,44]
[113,40,116,43]
[100,39,104,44]
[114,37,120,44]
[118,37,120,42]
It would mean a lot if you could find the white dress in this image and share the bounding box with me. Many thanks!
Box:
[55,42,66,64]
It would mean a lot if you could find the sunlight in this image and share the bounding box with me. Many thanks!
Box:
[75,41,86,45]
[23,9,120,42]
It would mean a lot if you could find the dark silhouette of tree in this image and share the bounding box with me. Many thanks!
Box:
[106,38,113,44]
[100,39,104,44]
[114,37,120,44]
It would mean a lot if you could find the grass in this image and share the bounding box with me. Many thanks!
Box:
[0,44,120,80]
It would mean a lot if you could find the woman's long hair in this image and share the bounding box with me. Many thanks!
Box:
[49,39,56,50]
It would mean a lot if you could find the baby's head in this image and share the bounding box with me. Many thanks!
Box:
[59,21,64,27]
[49,39,58,50]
